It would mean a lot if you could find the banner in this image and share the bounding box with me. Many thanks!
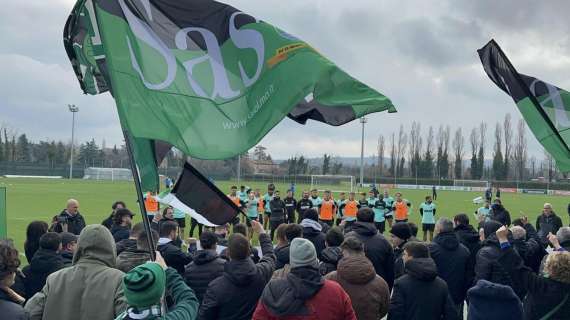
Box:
[64,0,397,192]
[478,40,570,171]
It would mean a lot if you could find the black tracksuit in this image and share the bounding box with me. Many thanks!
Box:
[269,198,286,240]
[296,198,313,223]
[283,197,297,224]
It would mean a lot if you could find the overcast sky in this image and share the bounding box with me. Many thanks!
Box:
[2,0,570,160]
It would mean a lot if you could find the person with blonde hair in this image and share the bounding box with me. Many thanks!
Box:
[496,226,570,319]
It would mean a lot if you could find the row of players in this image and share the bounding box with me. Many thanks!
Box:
[227,185,438,241]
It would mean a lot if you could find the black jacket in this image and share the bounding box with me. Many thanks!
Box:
[319,246,342,276]
[198,233,275,320]
[499,246,570,320]
[53,210,86,235]
[512,236,544,274]
[274,244,290,270]
[101,213,114,230]
[22,249,64,299]
[60,250,74,267]
[116,238,137,255]
[301,220,327,260]
[535,213,563,242]
[388,258,458,320]
[489,205,511,226]
[157,241,193,275]
[346,221,395,289]
[110,224,130,243]
[454,224,481,286]
[429,231,471,304]
[269,198,286,221]
[394,244,406,280]
[475,235,525,300]
[184,250,226,302]
[0,289,26,320]
[296,198,313,221]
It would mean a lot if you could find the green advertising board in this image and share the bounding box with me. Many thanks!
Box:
[0,187,6,238]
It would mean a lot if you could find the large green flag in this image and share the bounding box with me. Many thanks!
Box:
[478,40,570,171]
[64,0,396,191]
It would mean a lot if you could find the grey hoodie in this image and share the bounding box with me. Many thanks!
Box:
[25,225,126,320]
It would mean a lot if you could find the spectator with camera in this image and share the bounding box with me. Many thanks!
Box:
[52,199,86,235]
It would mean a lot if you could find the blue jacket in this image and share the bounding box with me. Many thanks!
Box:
[467,280,523,320]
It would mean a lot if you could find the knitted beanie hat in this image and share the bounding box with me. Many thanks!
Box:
[123,262,166,308]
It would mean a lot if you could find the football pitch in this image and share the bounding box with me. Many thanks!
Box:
[1,177,569,256]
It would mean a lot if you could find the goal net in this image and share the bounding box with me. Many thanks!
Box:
[453,179,489,188]
[310,175,354,193]
[83,167,133,181]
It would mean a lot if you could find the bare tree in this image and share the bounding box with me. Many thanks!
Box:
[503,113,513,179]
[436,125,451,179]
[389,133,396,177]
[492,122,505,180]
[396,125,408,177]
[421,126,435,178]
[408,122,422,178]
[452,127,465,178]
[477,122,487,180]
[469,127,479,178]
[513,118,528,181]
[377,135,385,177]
[544,149,555,183]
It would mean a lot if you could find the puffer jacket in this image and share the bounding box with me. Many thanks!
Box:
[346,221,395,289]
[22,249,64,299]
[25,225,126,320]
[184,250,226,302]
[388,258,458,320]
[325,255,390,320]
[467,279,523,320]
[318,246,342,276]
[429,231,471,304]
[474,235,525,299]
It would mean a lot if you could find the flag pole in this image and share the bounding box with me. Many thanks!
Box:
[123,130,156,261]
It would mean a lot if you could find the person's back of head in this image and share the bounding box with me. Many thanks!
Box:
[544,252,570,284]
[290,238,318,269]
[285,224,303,242]
[483,220,503,239]
[510,226,526,241]
[26,221,49,242]
[61,232,78,251]
[159,221,178,239]
[435,218,454,234]
[408,222,418,237]
[325,227,344,247]
[228,233,250,260]
[403,241,430,259]
[0,240,21,287]
[453,213,469,227]
[137,230,159,251]
[39,232,62,252]
[556,227,570,245]
[356,208,374,223]
[130,222,145,239]
[275,223,289,244]
[340,236,364,257]
[75,224,117,266]
[304,209,319,222]
[233,223,247,237]
[200,231,218,251]
[113,208,133,226]
[123,262,166,308]
[112,201,126,211]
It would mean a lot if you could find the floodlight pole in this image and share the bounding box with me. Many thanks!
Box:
[359,117,367,187]
[68,104,79,179]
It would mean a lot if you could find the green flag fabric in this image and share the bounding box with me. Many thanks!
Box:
[64,0,396,173]
[478,40,570,171]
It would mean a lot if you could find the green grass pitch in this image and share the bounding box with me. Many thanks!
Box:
[1,177,568,257]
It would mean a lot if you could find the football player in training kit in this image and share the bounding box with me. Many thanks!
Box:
[392,192,412,223]
[309,189,322,207]
[335,192,347,226]
[284,189,297,224]
[340,192,360,231]
[318,190,337,227]
[382,190,395,229]
[419,195,437,241]
[262,184,275,231]
[228,186,246,224]
[296,190,313,223]
[368,190,387,233]
[245,191,259,239]
[358,192,369,209]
